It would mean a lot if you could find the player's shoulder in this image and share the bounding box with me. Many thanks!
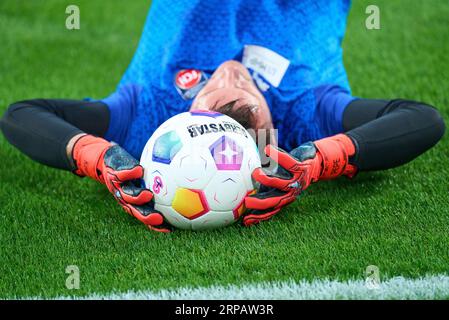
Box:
[116,83,143,106]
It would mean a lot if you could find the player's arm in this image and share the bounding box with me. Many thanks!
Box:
[243,86,446,226]
[0,92,171,232]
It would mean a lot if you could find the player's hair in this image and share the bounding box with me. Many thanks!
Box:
[214,100,255,129]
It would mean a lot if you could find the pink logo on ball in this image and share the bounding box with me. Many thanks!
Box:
[152,176,163,194]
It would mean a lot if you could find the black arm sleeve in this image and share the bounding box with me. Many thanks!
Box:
[0,99,110,171]
[343,99,445,171]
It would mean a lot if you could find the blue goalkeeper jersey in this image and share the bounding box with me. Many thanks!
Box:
[102,0,355,159]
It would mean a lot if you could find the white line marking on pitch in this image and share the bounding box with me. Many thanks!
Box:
[38,274,449,300]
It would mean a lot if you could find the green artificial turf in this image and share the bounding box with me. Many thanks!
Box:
[0,0,448,298]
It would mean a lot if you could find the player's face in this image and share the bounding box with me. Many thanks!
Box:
[190,61,274,132]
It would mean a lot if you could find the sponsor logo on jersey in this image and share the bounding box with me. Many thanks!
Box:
[175,69,201,89]
[174,69,209,100]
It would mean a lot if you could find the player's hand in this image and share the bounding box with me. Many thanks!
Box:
[72,135,173,233]
[243,134,358,226]
[100,145,173,233]
[242,143,317,227]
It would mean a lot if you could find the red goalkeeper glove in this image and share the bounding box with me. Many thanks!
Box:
[243,134,357,226]
[72,134,172,233]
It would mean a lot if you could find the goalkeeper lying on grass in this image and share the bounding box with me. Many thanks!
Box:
[0,0,445,232]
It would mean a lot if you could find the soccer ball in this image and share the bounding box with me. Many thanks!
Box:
[140,111,261,231]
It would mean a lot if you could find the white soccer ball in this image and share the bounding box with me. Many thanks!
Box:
[140,111,261,231]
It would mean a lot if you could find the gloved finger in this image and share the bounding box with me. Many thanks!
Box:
[147,220,174,233]
[242,208,281,227]
[118,201,152,219]
[244,189,288,210]
[138,210,174,233]
[252,167,294,190]
[289,141,317,162]
[120,181,153,205]
[246,187,300,210]
[107,164,144,182]
[265,144,304,172]
[124,203,174,233]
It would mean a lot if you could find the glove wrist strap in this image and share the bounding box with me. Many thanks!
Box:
[72,134,111,183]
[314,134,357,180]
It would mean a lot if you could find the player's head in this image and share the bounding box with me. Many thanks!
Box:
[190,61,275,138]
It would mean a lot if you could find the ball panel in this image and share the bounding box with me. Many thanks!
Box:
[140,112,192,163]
[189,110,223,118]
[171,146,216,189]
[233,189,257,220]
[191,210,235,231]
[155,204,192,230]
[209,135,244,171]
[143,164,177,205]
[152,130,183,164]
[204,171,247,211]
[233,200,245,220]
[172,188,209,220]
